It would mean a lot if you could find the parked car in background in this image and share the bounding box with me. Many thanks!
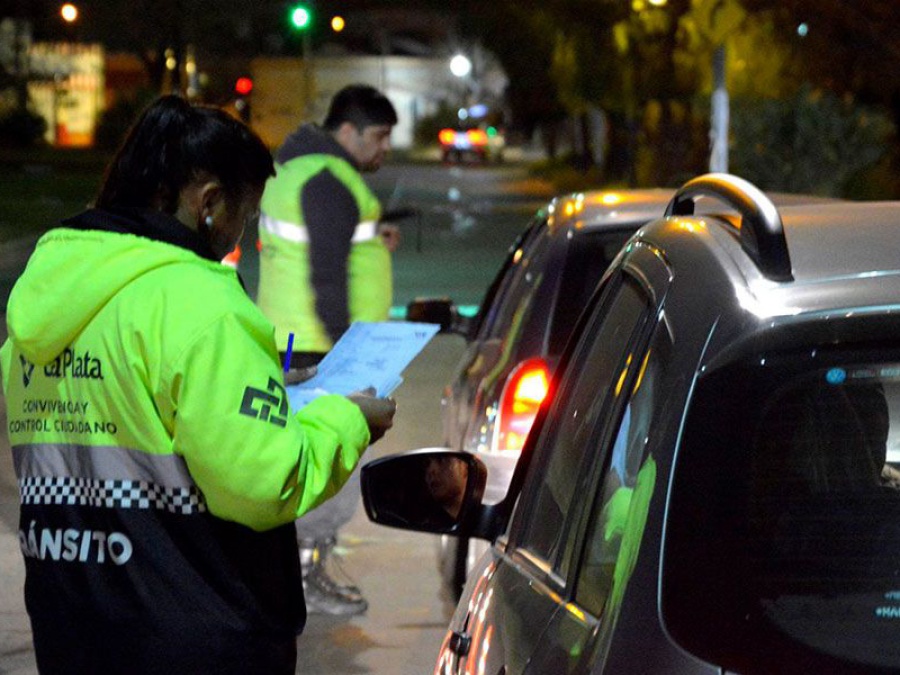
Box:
[367,174,900,674]
[409,189,675,600]
[439,125,504,164]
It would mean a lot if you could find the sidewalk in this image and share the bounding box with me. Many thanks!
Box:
[0,321,34,674]
[0,522,31,674]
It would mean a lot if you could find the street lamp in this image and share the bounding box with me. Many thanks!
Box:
[449,54,474,124]
[60,3,79,23]
[449,54,472,78]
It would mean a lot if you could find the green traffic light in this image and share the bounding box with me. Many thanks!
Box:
[290,5,312,29]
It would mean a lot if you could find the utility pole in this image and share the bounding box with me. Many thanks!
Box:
[289,2,315,119]
[709,44,729,172]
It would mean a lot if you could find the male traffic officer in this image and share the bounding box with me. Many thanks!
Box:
[256,84,398,615]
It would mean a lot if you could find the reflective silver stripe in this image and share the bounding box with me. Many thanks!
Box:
[13,444,206,514]
[14,444,196,486]
[260,213,378,243]
[351,221,378,242]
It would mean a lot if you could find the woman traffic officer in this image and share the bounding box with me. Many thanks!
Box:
[0,95,395,674]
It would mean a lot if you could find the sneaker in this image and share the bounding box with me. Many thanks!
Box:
[320,538,364,596]
[299,537,367,616]
[304,565,369,616]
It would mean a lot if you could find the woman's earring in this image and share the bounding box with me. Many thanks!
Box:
[204,215,214,230]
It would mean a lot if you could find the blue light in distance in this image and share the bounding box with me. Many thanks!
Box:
[826,367,846,385]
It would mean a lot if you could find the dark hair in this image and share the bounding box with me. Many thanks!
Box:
[95,95,274,213]
[322,85,398,132]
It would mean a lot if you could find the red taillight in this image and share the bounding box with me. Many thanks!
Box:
[467,128,488,146]
[493,358,550,453]
[438,128,457,146]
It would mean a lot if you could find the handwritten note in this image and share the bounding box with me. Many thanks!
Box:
[286,321,440,409]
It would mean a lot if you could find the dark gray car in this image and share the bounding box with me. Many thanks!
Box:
[365,174,900,673]
[413,189,675,599]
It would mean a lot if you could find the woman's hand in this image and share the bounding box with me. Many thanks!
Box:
[347,388,397,444]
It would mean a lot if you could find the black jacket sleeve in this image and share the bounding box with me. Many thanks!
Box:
[301,169,360,344]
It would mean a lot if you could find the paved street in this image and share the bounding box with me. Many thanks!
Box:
[0,161,555,673]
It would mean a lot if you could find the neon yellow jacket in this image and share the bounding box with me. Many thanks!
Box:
[1,226,369,528]
[0,212,371,670]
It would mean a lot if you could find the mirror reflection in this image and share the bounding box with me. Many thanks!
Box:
[363,451,486,533]
[424,454,469,519]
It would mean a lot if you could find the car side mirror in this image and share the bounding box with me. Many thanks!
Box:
[362,449,487,535]
[406,297,470,335]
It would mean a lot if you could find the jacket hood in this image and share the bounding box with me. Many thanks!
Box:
[6,216,228,366]
[276,123,357,168]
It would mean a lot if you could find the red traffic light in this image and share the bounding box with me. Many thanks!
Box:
[234,77,254,96]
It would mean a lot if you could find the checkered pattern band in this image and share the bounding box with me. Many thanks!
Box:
[19,476,207,515]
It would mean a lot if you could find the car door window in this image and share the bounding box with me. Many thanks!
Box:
[472,218,544,339]
[574,323,672,618]
[514,274,651,577]
[485,222,557,344]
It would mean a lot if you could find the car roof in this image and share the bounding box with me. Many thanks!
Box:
[733,201,900,327]
[544,188,840,236]
[631,181,900,368]
[546,189,674,233]
[695,200,900,301]
[780,202,900,282]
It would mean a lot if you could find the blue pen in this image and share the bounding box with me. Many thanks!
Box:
[283,332,295,373]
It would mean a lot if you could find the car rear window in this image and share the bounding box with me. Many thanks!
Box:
[664,350,900,672]
[548,229,634,354]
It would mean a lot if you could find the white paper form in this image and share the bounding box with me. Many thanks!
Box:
[286,321,440,409]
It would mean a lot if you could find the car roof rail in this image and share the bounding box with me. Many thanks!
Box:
[665,173,793,282]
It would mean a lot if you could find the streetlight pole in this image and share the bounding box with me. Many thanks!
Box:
[696,0,745,173]
[53,2,81,145]
[449,53,472,120]
[709,44,729,173]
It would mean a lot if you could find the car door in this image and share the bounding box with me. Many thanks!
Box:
[467,226,640,469]
[518,245,675,674]
[448,250,668,675]
[438,219,563,598]
[525,308,676,674]
[440,222,637,600]
[453,225,641,490]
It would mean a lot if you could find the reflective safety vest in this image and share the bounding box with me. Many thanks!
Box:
[256,153,392,353]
